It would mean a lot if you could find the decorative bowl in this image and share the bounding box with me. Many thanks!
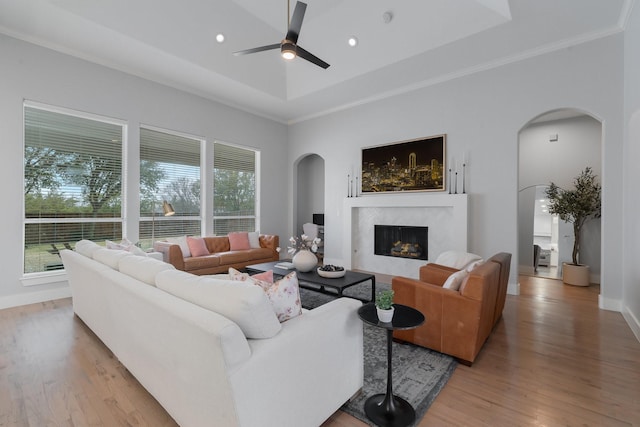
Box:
[317,267,346,278]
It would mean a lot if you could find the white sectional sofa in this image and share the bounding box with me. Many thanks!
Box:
[60,240,364,427]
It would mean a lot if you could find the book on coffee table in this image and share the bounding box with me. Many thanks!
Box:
[274,262,294,270]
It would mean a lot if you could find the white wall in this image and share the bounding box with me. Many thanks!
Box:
[518,115,602,279]
[623,3,640,339]
[288,34,625,305]
[0,34,288,308]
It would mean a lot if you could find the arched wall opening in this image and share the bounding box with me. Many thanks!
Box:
[294,153,325,237]
[518,108,602,284]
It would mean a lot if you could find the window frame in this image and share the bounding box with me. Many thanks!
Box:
[213,140,260,235]
[21,101,127,283]
[138,125,204,247]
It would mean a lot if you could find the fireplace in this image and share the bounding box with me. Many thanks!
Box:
[374,225,428,260]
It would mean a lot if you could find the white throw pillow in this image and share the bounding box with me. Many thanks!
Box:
[105,238,148,257]
[435,250,482,270]
[247,231,261,249]
[106,239,124,250]
[156,270,281,339]
[442,269,468,291]
[465,259,485,272]
[166,235,191,258]
[125,244,148,257]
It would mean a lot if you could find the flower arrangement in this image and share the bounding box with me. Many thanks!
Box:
[287,234,321,255]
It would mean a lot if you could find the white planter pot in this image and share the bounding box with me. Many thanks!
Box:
[562,263,590,287]
[292,250,318,272]
[376,306,395,323]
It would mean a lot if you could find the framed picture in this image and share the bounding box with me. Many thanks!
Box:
[361,134,446,193]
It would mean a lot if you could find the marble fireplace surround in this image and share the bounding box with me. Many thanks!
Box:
[343,194,468,279]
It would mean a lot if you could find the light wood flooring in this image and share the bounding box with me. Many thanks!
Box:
[1,276,639,426]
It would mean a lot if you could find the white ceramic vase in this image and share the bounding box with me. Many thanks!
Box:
[292,250,318,272]
[376,306,395,323]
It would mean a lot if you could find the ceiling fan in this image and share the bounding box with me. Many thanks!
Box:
[233,1,330,69]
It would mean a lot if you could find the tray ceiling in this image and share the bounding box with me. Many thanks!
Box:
[0,0,630,123]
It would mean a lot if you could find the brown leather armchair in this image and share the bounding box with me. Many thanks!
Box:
[392,252,511,365]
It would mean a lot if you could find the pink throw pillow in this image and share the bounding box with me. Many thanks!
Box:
[252,270,273,283]
[186,236,209,257]
[228,232,251,250]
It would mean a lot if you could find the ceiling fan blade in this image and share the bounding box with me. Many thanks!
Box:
[286,1,307,44]
[296,45,330,69]
[233,43,280,56]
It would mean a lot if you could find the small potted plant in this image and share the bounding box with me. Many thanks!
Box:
[375,289,395,323]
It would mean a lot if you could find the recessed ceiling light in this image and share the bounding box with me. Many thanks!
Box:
[348,36,358,47]
[216,33,225,43]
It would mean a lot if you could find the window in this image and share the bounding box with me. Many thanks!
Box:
[139,127,201,247]
[23,104,125,274]
[213,142,257,234]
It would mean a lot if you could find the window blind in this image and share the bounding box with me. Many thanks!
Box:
[213,142,257,234]
[24,105,124,274]
[139,127,201,247]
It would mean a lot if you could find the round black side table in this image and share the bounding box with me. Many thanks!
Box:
[357,303,425,427]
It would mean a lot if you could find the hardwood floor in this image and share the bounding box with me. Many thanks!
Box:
[1,276,639,426]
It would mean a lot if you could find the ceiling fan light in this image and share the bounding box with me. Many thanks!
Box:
[281,40,296,60]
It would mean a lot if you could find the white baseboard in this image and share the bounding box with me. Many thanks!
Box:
[622,306,640,343]
[508,281,520,295]
[598,294,622,312]
[0,286,71,311]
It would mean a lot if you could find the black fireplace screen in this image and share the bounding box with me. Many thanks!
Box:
[374,225,428,260]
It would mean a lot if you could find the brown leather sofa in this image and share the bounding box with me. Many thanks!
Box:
[153,234,279,275]
[391,252,511,365]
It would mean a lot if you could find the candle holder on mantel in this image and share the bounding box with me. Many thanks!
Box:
[448,168,452,194]
[455,172,458,194]
[347,174,360,198]
[462,163,466,194]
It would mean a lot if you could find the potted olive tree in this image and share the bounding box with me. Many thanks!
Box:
[546,167,601,286]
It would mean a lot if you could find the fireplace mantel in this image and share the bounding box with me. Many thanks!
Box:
[342,194,468,273]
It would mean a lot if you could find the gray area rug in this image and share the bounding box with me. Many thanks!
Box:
[299,281,457,426]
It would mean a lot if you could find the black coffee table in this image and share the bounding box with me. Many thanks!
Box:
[245,261,376,302]
[358,303,425,427]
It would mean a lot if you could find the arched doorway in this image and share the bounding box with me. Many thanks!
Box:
[295,154,325,236]
[517,109,602,283]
